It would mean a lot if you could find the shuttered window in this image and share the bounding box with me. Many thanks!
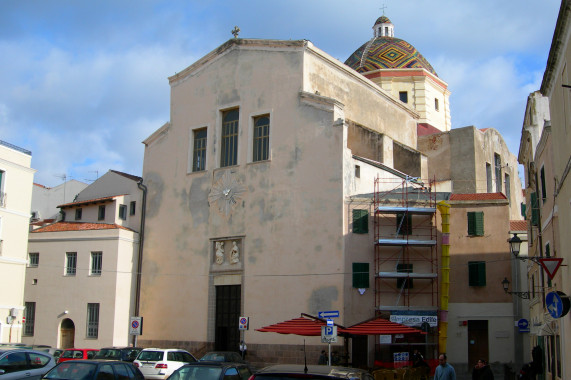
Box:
[530,192,539,226]
[468,261,486,286]
[352,263,369,288]
[467,211,484,236]
[353,209,368,234]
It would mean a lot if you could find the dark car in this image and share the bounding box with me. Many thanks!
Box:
[94,347,143,362]
[166,361,252,380]
[0,348,56,380]
[250,364,374,380]
[199,352,246,364]
[43,359,144,380]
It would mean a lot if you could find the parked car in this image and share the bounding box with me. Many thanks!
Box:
[166,361,252,380]
[249,364,374,380]
[0,348,56,380]
[199,352,246,364]
[133,348,197,380]
[94,347,143,362]
[43,359,144,380]
[57,349,99,364]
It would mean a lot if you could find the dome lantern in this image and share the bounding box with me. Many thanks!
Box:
[374,15,394,38]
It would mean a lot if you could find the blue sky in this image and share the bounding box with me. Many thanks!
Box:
[0,0,562,187]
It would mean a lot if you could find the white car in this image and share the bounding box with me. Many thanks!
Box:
[133,348,197,380]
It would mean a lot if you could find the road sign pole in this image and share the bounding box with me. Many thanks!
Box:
[328,343,331,366]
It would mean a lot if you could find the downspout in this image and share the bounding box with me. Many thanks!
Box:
[437,201,450,354]
[133,179,147,347]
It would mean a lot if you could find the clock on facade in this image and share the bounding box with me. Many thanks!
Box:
[208,170,246,217]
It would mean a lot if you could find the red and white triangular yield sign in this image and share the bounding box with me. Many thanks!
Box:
[539,258,564,280]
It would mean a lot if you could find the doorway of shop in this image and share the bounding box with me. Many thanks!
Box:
[60,318,75,349]
[468,320,489,367]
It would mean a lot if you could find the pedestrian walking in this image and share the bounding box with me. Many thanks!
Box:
[472,359,494,380]
[434,354,456,380]
[318,350,327,365]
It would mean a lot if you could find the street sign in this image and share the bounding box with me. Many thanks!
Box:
[538,258,563,280]
[517,318,530,333]
[129,316,143,336]
[239,316,249,330]
[318,310,339,319]
[546,291,570,319]
[321,325,337,343]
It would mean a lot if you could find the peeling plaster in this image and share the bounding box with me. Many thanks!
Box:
[309,286,339,313]
[145,172,164,218]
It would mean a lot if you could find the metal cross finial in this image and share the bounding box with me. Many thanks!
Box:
[231,26,240,38]
[380,4,387,15]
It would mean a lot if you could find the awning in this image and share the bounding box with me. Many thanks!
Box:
[343,317,426,335]
[256,314,348,336]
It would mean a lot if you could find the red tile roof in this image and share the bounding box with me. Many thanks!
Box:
[510,220,527,231]
[449,193,507,201]
[58,195,119,208]
[31,222,132,233]
[417,123,442,136]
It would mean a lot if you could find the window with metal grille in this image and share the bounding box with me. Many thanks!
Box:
[130,201,136,216]
[352,209,368,234]
[397,263,413,289]
[75,208,82,220]
[29,252,39,267]
[98,205,106,221]
[468,261,486,286]
[91,252,102,275]
[467,211,484,236]
[119,205,127,220]
[494,153,502,193]
[192,128,207,171]
[87,303,99,338]
[352,263,369,288]
[221,109,239,167]
[23,302,35,336]
[66,252,77,276]
[253,115,270,162]
[396,213,412,235]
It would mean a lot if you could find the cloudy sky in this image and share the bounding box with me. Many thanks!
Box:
[0,0,562,187]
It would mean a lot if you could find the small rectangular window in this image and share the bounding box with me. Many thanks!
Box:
[119,205,127,220]
[253,115,270,162]
[397,263,413,289]
[29,252,39,267]
[396,213,412,235]
[494,153,502,193]
[130,201,136,216]
[399,91,408,103]
[192,128,207,171]
[98,205,106,221]
[505,173,511,202]
[75,208,82,220]
[435,98,439,111]
[91,252,102,276]
[66,252,77,276]
[86,303,100,338]
[221,109,239,167]
[355,165,360,178]
[540,166,547,203]
[352,263,369,288]
[486,163,492,192]
[467,211,484,236]
[352,209,369,234]
[23,302,35,336]
[468,261,486,286]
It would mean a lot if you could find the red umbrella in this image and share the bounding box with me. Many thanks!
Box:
[256,315,348,336]
[343,317,426,335]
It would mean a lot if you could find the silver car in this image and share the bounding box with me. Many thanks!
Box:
[0,348,56,380]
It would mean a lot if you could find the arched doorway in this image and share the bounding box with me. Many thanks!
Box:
[60,318,75,349]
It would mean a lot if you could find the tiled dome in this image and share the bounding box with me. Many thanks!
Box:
[345,16,437,76]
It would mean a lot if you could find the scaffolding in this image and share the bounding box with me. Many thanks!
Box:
[373,175,439,361]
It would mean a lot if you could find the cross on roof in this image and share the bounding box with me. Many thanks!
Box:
[231,26,240,38]
[380,4,387,15]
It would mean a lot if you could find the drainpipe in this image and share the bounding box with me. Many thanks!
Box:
[133,179,147,347]
[437,201,450,355]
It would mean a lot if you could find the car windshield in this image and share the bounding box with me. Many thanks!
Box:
[170,366,223,380]
[94,349,121,359]
[61,350,79,358]
[45,362,97,380]
[200,353,226,361]
[137,350,164,361]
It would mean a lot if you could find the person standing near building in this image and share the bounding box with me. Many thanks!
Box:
[434,354,456,380]
[318,350,327,365]
[473,359,494,380]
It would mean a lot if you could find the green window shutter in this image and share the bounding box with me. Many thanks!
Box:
[397,263,413,289]
[468,261,486,286]
[396,213,412,235]
[353,209,369,234]
[521,202,527,220]
[467,212,484,236]
[531,192,539,226]
[540,167,547,203]
[352,263,369,288]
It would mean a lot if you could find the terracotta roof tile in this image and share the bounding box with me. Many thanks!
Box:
[31,222,132,233]
[449,193,507,201]
[510,220,528,231]
[58,195,118,208]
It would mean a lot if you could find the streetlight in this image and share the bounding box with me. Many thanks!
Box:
[508,233,522,258]
[501,277,531,299]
